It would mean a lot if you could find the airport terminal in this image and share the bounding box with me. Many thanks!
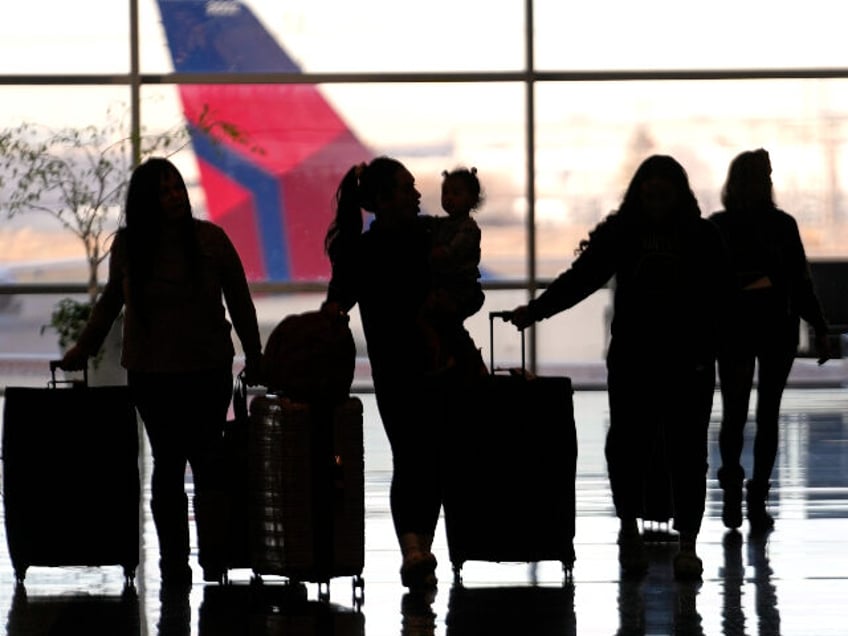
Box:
[0,1,847,634]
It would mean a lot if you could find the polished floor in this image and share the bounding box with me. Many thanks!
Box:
[1,387,847,635]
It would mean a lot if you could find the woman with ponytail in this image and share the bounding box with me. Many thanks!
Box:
[324,156,457,590]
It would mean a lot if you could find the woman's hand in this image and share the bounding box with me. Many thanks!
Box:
[58,344,89,371]
[508,305,535,331]
[815,331,832,366]
[242,356,264,387]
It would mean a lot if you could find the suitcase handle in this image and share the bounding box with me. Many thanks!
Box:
[489,311,525,375]
[48,359,88,388]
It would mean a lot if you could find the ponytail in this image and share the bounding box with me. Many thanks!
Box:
[325,165,364,264]
[324,156,405,263]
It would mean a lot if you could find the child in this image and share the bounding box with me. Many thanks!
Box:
[420,166,486,373]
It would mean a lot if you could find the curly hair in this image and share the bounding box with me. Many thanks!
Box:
[441,166,484,210]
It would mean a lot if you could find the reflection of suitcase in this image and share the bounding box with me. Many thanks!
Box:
[442,312,577,582]
[2,363,140,584]
[248,395,365,602]
[199,585,365,635]
[446,585,576,635]
[6,585,141,635]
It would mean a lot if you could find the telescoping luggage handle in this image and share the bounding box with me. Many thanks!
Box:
[489,311,525,375]
[48,359,88,388]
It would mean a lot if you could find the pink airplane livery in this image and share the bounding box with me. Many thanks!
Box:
[157,0,372,282]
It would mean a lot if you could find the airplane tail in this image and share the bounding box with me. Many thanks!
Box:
[156,0,372,281]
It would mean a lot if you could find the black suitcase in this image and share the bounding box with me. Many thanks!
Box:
[195,374,254,582]
[2,362,140,584]
[442,311,577,583]
[247,395,365,603]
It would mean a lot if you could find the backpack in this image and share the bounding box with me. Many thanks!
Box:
[261,309,356,404]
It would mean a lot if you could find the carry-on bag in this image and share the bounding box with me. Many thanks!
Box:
[2,362,140,584]
[247,394,365,603]
[195,372,254,582]
[441,311,577,582]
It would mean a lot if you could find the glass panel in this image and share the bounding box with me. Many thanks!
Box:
[141,0,525,74]
[0,86,142,285]
[0,1,129,74]
[535,0,848,70]
[326,83,529,283]
[531,77,848,364]
[535,79,848,273]
[152,80,527,283]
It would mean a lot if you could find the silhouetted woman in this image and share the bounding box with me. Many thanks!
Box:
[60,157,262,587]
[509,155,734,580]
[710,148,829,535]
[323,156,480,590]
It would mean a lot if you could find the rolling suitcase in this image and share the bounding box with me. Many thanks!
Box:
[442,311,577,583]
[247,394,365,604]
[2,362,140,584]
[195,373,254,582]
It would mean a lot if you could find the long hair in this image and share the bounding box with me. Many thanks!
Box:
[124,157,197,323]
[578,154,701,253]
[721,148,775,213]
[324,156,405,264]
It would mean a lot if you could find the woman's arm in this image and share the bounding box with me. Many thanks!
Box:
[218,229,263,382]
[61,237,126,369]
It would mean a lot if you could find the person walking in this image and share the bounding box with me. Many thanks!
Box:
[508,155,734,579]
[710,148,830,535]
[323,156,481,589]
[60,157,262,587]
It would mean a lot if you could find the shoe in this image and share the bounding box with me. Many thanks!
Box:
[617,527,648,575]
[400,551,438,589]
[674,533,703,580]
[718,466,744,530]
[746,480,775,536]
[674,548,703,580]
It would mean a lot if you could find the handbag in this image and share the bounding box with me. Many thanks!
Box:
[261,308,356,403]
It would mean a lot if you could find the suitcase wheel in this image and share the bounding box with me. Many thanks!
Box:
[317,581,330,602]
[123,565,136,585]
[452,563,463,585]
[352,575,365,608]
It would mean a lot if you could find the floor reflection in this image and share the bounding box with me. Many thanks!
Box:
[445,584,576,635]
[0,389,847,634]
[614,543,704,636]
[6,583,140,636]
[194,583,364,636]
